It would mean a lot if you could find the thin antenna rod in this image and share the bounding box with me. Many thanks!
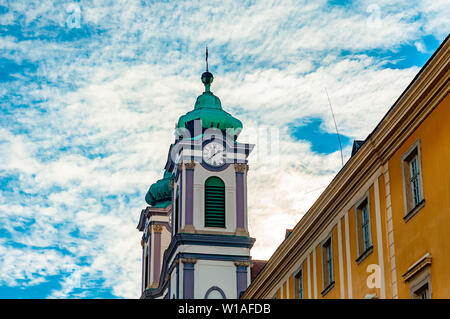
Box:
[325,87,344,167]
[205,46,209,72]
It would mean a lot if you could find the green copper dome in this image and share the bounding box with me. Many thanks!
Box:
[176,71,243,136]
[145,170,172,207]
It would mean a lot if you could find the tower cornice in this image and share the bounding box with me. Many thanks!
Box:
[234,163,249,173]
[181,258,197,265]
[184,161,196,170]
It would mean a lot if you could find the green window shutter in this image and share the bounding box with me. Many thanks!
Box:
[205,177,225,228]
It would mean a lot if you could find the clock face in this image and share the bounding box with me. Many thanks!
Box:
[203,142,226,167]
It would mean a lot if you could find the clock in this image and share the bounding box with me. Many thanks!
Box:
[203,142,226,167]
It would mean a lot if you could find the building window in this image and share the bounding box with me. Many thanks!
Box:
[402,253,432,299]
[409,154,421,206]
[144,245,149,289]
[413,284,430,299]
[401,140,425,221]
[321,237,334,295]
[174,189,179,234]
[355,195,372,262]
[204,177,225,228]
[295,270,303,299]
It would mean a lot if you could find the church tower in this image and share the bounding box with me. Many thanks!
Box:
[137,51,255,299]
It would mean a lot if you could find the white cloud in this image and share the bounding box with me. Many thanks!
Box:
[0,0,448,298]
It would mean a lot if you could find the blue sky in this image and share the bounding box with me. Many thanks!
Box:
[0,0,448,298]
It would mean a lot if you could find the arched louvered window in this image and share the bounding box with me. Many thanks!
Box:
[204,177,225,228]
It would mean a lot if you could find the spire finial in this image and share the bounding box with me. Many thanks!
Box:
[201,46,213,92]
[205,45,209,72]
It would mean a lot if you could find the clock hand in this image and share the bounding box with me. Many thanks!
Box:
[208,150,222,161]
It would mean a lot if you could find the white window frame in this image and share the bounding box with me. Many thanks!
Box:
[295,269,304,299]
[402,253,432,299]
[410,269,432,299]
[321,234,334,295]
[354,192,373,262]
[401,139,425,222]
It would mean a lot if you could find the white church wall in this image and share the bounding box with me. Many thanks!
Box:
[169,267,176,299]
[159,226,171,286]
[194,259,236,299]
[161,227,171,258]
[179,263,183,298]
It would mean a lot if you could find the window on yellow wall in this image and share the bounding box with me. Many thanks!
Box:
[355,194,373,263]
[409,154,421,206]
[401,140,425,222]
[404,254,432,299]
[294,270,303,299]
[275,289,280,299]
[321,237,334,294]
[413,284,430,299]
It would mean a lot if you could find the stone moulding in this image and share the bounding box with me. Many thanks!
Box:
[234,163,248,173]
[184,161,196,170]
[181,258,197,265]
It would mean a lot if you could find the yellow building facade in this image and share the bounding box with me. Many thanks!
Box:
[243,36,450,299]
